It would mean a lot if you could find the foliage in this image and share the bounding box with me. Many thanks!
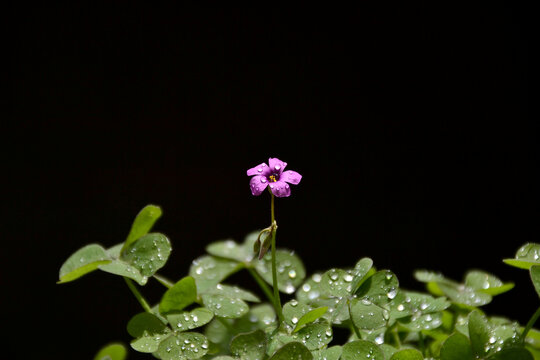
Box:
[59,205,540,359]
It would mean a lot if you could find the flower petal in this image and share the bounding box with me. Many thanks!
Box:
[268,158,287,175]
[269,180,291,197]
[281,170,302,185]
[247,162,269,176]
[250,175,269,196]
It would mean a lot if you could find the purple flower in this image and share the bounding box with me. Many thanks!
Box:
[246,158,302,197]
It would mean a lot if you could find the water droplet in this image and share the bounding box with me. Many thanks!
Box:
[385,273,393,280]
[397,304,405,311]
[312,274,322,283]
[288,270,297,279]
[195,267,203,275]
[489,336,496,344]
[215,303,222,309]
[192,315,198,322]
[302,283,311,292]
[325,329,332,337]
[258,168,263,172]
[291,317,298,324]
[285,283,295,294]
[261,178,267,183]
[201,343,208,349]
[79,257,85,262]
[216,284,223,290]
[275,165,281,170]
[387,289,397,299]
[330,273,339,281]
[344,274,354,282]
[420,303,428,310]
[270,185,274,189]
[375,335,384,344]
[308,290,320,300]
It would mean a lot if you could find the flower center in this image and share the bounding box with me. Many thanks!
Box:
[268,175,278,182]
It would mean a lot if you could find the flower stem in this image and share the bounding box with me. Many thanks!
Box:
[124,277,151,313]
[270,194,284,325]
[522,306,540,343]
[247,266,275,304]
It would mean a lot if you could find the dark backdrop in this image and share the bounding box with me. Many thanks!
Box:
[7,3,536,359]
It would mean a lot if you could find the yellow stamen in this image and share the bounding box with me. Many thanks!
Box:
[269,175,277,182]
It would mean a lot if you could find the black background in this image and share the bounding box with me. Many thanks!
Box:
[7,2,537,359]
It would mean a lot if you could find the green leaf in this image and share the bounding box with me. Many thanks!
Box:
[159,276,197,314]
[440,332,473,360]
[107,243,124,258]
[504,243,540,270]
[190,255,242,292]
[381,344,399,359]
[317,296,350,324]
[202,294,249,318]
[356,270,399,306]
[283,300,312,328]
[414,270,448,283]
[531,266,540,298]
[524,328,540,348]
[292,323,333,350]
[465,270,514,296]
[390,348,424,360]
[58,244,111,283]
[351,257,374,293]
[400,312,444,331]
[157,332,209,360]
[438,282,492,307]
[320,268,355,297]
[469,311,491,358]
[350,298,388,330]
[269,341,313,360]
[312,346,342,360]
[130,334,168,353]
[235,303,277,332]
[392,291,450,330]
[167,307,214,331]
[98,260,147,285]
[489,347,534,360]
[122,204,162,254]
[341,340,385,360]
[255,250,306,294]
[230,329,267,360]
[203,283,260,302]
[127,312,167,337]
[296,273,324,304]
[94,342,128,360]
[293,306,328,333]
[120,233,171,277]
[206,239,253,263]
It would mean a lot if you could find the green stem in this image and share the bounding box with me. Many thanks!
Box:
[124,277,152,313]
[153,273,174,288]
[247,267,275,304]
[418,331,426,356]
[270,194,284,324]
[347,300,362,339]
[522,306,540,343]
[393,328,402,348]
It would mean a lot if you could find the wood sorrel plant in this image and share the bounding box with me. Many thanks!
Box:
[59,158,540,360]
